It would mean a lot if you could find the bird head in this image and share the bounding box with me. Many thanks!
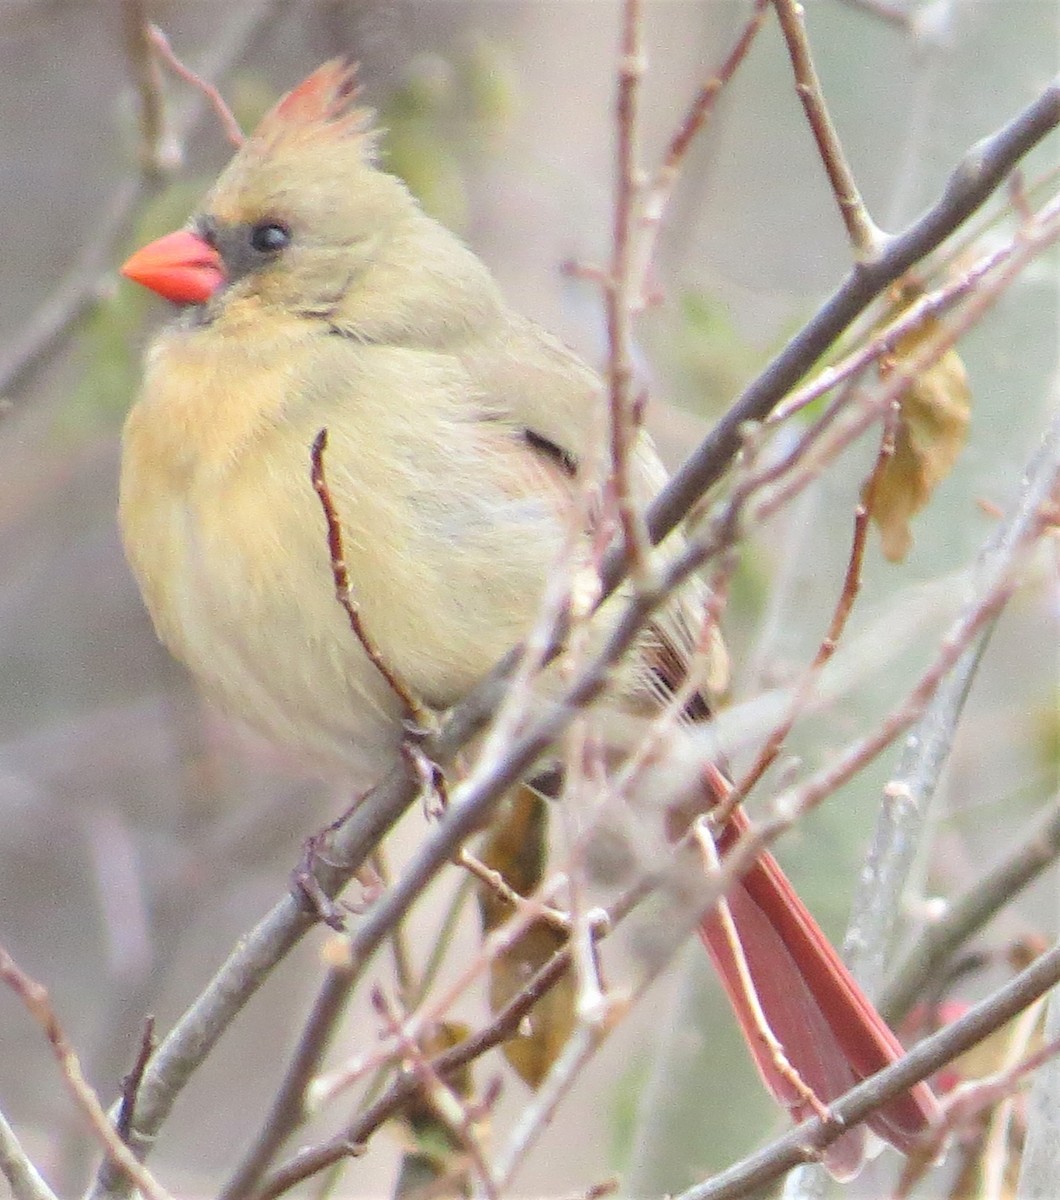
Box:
[121,60,420,322]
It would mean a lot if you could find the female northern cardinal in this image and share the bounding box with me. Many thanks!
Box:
[119,60,937,1177]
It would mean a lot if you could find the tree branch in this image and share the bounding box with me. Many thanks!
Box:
[772,0,884,257]
[0,0,286,401]
[849,403,1060,1007]
[86,67,1060,1200]
[881,798,1060,1025]
[0,1107,58,1200]
[641,77,1060,552]
[677,940,1060,1200]
[0,947,174,1200]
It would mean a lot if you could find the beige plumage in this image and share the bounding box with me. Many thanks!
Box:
[120,61,721,779]
[120,61,937,1176]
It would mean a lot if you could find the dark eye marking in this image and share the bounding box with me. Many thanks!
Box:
[524,428,578,476]
[249,220,291,254]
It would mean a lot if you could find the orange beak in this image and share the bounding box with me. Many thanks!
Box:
[121,230,226,304]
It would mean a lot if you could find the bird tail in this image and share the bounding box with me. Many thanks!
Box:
[699,810,939,1179]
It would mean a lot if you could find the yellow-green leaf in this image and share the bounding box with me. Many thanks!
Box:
[869,308,971,563]
[475,785,575,1089]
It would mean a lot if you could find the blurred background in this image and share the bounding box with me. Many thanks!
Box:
[0,1,1056,1195]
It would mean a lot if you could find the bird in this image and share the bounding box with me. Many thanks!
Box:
[119,59,938,1178]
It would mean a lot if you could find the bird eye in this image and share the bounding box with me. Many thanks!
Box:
[249,221,291,254]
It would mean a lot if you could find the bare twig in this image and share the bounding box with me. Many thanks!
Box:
[677,941,1060,1200]
[115,1017,156,1141]
[0,2,283,401]
[604,0,653,585]
[974,1005,1047,1200]
[217,954,357,1200]
[0,948,175,1200]
[457,848,570,934]
[752,189,1060,530]
[89,762,419,1200]
[492,1023,607,1191]
[881,798,1060,1025]
[373,988,497,1200]
[641,77,1060,553]
[773,0,884,258]
[632,0,771,286]
[310,429,431,729]
[724,400,900,810]
[0,1108,58,1200]
[604,0,772,586]
[259,876,657,1195]
[847,402,1060,1007]
[696,400,1060,961]
[120,0,175,176]
[147,24,245,148]
[765,226,1027,428]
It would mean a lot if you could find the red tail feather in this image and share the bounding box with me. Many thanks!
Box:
[700,810,939,1179]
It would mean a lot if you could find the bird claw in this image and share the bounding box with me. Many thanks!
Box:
[400,716,433,743]
[400,737,448,818]
[291,829,348,931]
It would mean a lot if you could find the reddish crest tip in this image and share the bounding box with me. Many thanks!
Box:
[257,58,369,142]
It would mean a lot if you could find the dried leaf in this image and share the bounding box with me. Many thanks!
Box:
[476,783,550,931]
[868,299,971,562]
[488,919,574,1088]
[476,785,576,1088]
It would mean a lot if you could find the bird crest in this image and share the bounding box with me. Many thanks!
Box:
[251,59,376,156]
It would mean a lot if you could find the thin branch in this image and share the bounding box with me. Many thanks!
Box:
[765,223,1028,428]
[217,955,357,1200]
[641,77,1060,553]
[310,869,572,1107]
[848,402,1060,1007]
[676,940,1060,1200]
[116,1017,156,1141]
[725,402,900,811]
[147,24,245,148]
[258,878,656,1195]
[258,947,575,1194]
[0,2,284,401]
[457,848,570,934]
[604,0,653,585]
[632,0,771,286]
[491,1023,605,1192]
[0,1108,57,1200]
[772,0,884,258]
[750,188,1060,529]
[373,988,497,1200]
[0,947,176,1200]
[310,429,431,728]
[120,0,175,177]
[881,798,1060,1025]
[729,559,1043,903]
[89,760,419,1200]
[713,403,1059,945]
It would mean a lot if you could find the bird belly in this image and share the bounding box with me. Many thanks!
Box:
[120,442,404,781]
